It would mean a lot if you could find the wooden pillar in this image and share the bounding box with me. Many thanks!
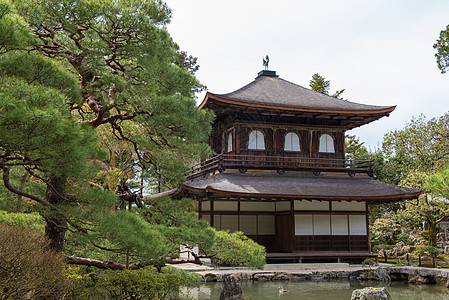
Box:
[309,130,313,158]
[366,202,371,252]
[291,199,295,252]
[237,199,240,231]
[210,199,214,227]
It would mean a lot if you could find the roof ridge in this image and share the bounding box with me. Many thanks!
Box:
[210,75,393,111]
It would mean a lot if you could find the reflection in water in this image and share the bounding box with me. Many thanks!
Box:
[187,280,449,300]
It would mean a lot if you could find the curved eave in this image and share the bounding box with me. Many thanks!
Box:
[198,92,396,116]
[179,183,423,203]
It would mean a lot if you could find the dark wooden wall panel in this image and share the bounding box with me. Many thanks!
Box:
[209,130,222,154]
[218,123,345,160]
[276,214,293,252]
[295,235,369,252]
[247,235,276,253]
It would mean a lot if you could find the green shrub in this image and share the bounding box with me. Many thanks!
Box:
[95,266,201,300]
[208,230,266,269]
[396,233,411,244]
[362,257,376,268]
[0,210,45,232]
[0,223,68,299]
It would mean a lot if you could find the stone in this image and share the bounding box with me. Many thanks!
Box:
[354,270,376,280]
[237,272,252,280]
[288,272,310,280]
[253,273,275,281]
[374,267,391,282]
[272,273,290,280]
[408,274,436,285]
[351,287,392,300]
[219,275,242,300]
[203,273,218,282]
[323,271,338,279]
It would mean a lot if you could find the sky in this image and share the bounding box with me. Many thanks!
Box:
[164,0,449,150]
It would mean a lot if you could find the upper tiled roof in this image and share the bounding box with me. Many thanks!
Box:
[200,74,395,113]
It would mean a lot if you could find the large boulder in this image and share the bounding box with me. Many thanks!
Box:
[351,287,392,300]
[219,275,242,300]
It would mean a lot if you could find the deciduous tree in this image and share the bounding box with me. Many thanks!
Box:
[379,113,449,246]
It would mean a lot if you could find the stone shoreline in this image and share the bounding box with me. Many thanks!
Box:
[171,263,449,284]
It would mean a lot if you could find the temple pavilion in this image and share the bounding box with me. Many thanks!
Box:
[170,69,422,263]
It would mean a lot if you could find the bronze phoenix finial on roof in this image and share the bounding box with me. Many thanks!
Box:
[263,55,269,70]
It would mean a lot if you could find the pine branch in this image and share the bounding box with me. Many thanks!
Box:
[1,166,50,206]
[65,255,141,270]
[1,166,88,235]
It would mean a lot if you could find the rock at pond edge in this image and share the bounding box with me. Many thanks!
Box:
[351,287,392,300]
[219,275,242,300]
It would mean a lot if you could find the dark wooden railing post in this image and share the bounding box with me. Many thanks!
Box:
[219,154,224,170]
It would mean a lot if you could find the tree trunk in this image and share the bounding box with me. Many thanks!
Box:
[429,221,437,247]
[44,175,68,251]
[425,194,438,247]
[44,216,67,251]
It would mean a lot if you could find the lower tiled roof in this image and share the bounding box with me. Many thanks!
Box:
[180,171,422,202]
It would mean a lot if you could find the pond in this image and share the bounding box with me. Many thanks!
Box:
[186,280,449,300]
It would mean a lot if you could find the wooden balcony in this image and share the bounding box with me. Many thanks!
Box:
[188,154,374,179]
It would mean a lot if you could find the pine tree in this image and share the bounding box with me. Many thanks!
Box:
[0,0,215,269]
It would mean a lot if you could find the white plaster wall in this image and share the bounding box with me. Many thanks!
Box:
[221,215,239,232]
[332,201,366,211]
[294,200,329,211]
[214,201,238,211]
[202,201,210,211]
[201,214,211,225]
[239,215,257,235]
[240,202,275,212]
[214,215,221,230]
[276,201,291,211]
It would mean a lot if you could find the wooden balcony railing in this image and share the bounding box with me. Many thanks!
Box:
[188,154,374,179]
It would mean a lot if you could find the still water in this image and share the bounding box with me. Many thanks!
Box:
[187,280,449,300]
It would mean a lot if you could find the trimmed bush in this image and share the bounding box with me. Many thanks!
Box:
[0,223,68,299]
[94,266,201,300]
[208,230,266,269]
